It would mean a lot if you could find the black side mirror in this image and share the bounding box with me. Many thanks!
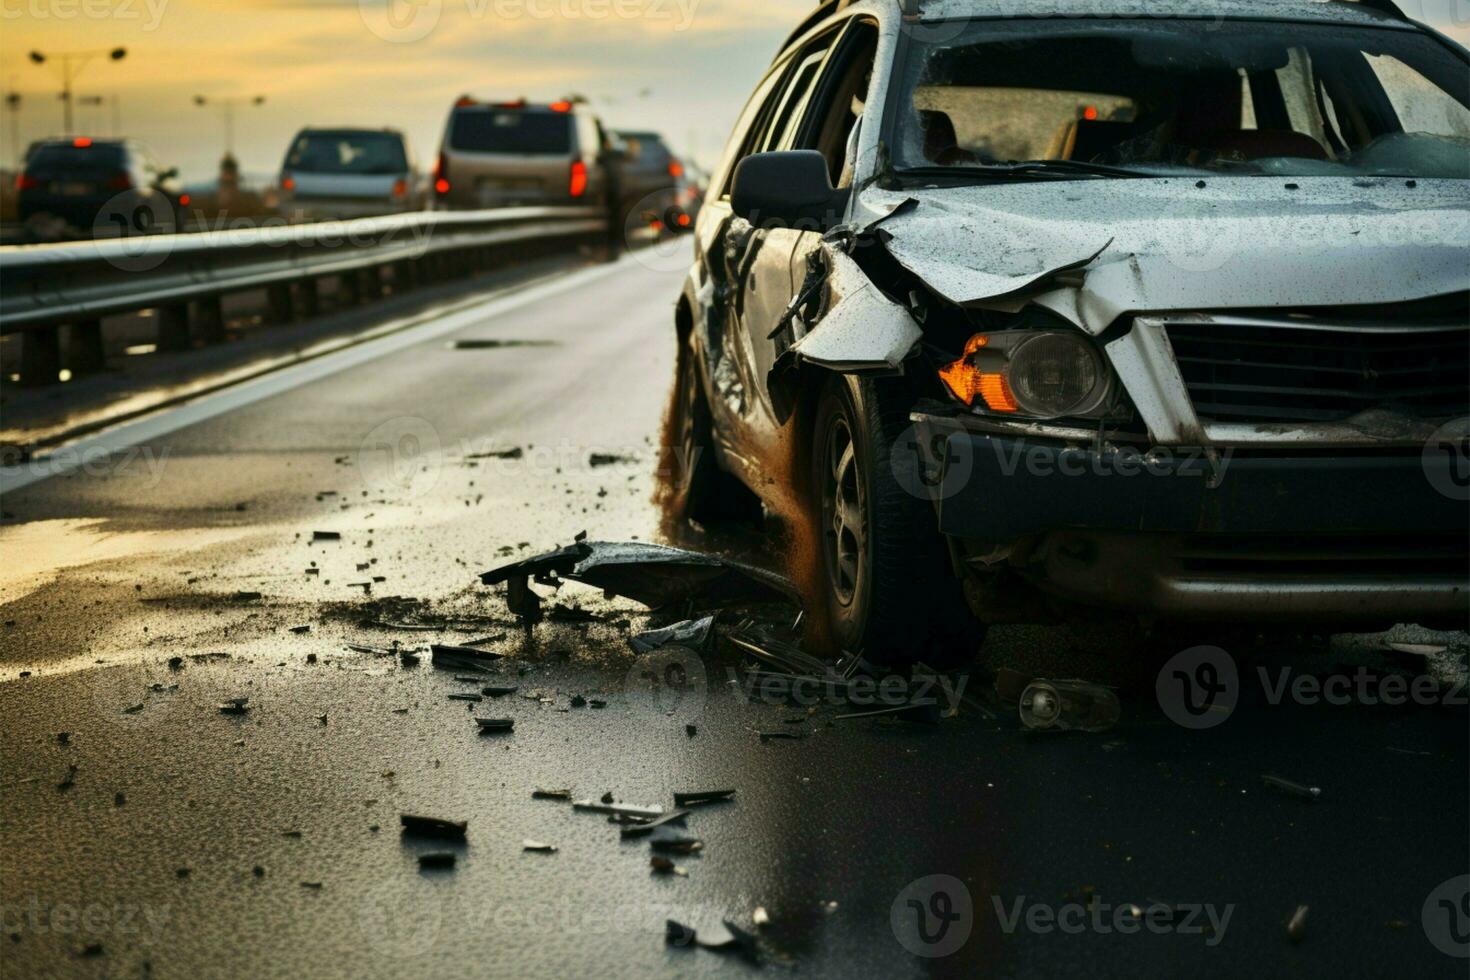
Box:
[731,150,847,232]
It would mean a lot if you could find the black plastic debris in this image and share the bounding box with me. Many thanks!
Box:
[218,698,250,716]
[673,790,734,807]
[522,840,558,853]
[448,693,483,703]
[400,814,467,841]
[418,853,456,870]
[650,855,687,876]
[400,651,420,667]
[532,788,571,800]
[475,718,514,733]
[168,657,183,670]
[465,447,524,460]
[588,452,636,467]
[649,834,703,855]
[1262,774,1322,802]
[755,730,804,742]
[312,531,341,542]
[619,809,692,839]
[234,591,263,602]
[480,541,797,624]
[432,644,504,672]
[685,724,697,738]
[290,625,311,634]
[666,919,697,947]
[726,622,828,676]
[630,615,716,655]
[482,686,518,697]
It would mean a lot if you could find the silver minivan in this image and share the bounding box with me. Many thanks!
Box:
[278,128,421,221]
[432,98,608,210]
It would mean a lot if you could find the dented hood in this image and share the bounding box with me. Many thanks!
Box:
[860,178,1470,330]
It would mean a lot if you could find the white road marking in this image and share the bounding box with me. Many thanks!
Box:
[1,255,638,495]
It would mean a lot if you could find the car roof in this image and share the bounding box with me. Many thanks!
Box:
[911,0,1412,29]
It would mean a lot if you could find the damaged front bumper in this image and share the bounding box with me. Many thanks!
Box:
[911,411,1470,626]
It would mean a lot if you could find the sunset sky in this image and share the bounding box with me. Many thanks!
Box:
[3,0,1467,182]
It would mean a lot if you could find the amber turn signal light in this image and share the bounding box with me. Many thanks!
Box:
[938,334,1019,412]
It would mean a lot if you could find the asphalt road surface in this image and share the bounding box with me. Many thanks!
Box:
[2,244,1466,979]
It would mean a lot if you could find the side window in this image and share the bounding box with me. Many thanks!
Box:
[790,19,879,185]
[710,60,792,200]
[761,42,836,154]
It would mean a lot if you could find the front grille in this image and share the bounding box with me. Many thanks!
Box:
[1165,315,1469,423]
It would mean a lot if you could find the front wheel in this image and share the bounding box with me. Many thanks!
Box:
[811,375,983,666]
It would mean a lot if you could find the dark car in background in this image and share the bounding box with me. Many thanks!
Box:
[277,128,421,221]
[15,137,185,238]
[612,129,686,228]
[432,98,609,211]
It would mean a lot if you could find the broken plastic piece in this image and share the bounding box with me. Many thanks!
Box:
[532,788,571,800]
[448,693,483,703]
[1287,904,1309,942]
[418,853,456,870]
[475,718,514,733]
[630,615,716,655]
[619,809,692,839]
[482,686,518,697]
[400,814,467,841]
[673,789,734,807]
[573,799,664,819]
[522,840,558,853]
[1262,774,1321,802]
[312,531,340,541]
[218,697,250,716]
[480,541,797,623]
[650,856,687,876]
[1018,679,1120,733]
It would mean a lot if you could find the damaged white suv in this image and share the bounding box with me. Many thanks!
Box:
[671,0,1470,661]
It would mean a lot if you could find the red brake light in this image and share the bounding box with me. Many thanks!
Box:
[1082,105,1099,121]
[392,179,408,199]
[15,174,40,191]
[455,96,477,108]
[433,153,449,195]
[548,100,572,113]
[281,173,296,192]
[677,213,691,228]
[668,160,684,178]
[179,194,192,207]
[494,99,527,109]
[106,173,133,191]
[73,137,93,148]
[569,159,587,198]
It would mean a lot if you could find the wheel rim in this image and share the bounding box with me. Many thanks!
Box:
[820,412,864,607]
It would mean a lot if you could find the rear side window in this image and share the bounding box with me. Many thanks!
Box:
[287,132,407,174]
[449,110,573,154]
[28,144,127,170]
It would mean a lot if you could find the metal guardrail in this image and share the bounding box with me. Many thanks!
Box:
[0,206,610,381]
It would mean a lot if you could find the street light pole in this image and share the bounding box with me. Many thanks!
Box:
[28,47,126,135]
[194,94,265,158]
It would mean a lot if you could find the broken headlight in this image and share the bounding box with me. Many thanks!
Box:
[938,330,1115,420]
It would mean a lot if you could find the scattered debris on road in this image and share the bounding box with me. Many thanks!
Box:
[532,788,571,800]
[572,799,664,819]
[1262,774,1322,802]
[630,615,716,654]
[522,840,558,853]
[673,789,734,807]
[619,809,692,839]
[312,531,341,542]
[1018,679,1120,732]
[218,698,250,716]
[650,856,687,876]
[475,718,514,733]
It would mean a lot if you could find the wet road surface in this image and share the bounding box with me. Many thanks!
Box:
[1,245,1466,978]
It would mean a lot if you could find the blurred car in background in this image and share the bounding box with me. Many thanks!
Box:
[612,129,681,227]
[15,137,185,239]
[277,128,421,221]
[432,97,608,210]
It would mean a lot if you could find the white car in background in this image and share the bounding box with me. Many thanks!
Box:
[277,127,423,221]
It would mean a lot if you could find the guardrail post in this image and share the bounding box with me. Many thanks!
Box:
[297,279,320,319]
[67,320,107,374]
[393,260,415,293]
[266,284,295,325]
[361,266,382,301]
[157,306,191,351]
[19,327,62,385]
[338,271,363,308]
[195,296,225,345]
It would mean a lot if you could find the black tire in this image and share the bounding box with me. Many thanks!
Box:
[811,375,984,666]
[664,334,761,525]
